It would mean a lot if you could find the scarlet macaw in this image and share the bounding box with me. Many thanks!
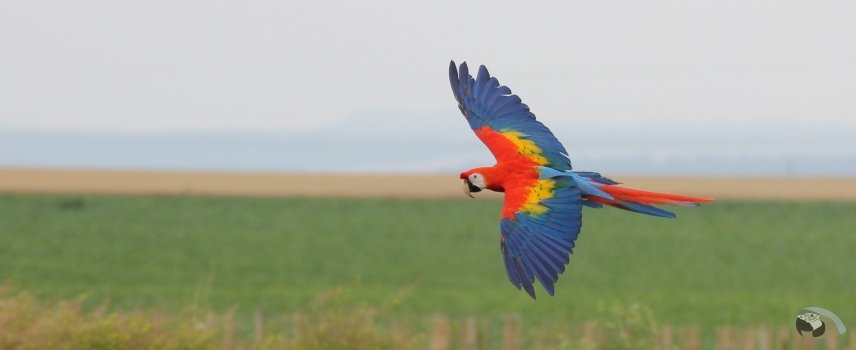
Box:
[450,61,713,299]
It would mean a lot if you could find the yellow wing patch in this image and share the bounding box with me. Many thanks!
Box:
[520,180,556,216]
[500,130,549,165]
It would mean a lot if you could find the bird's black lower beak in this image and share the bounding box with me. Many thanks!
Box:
[467,181,482,193]
[463,179,482,198]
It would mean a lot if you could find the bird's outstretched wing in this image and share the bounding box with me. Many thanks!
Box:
[500,173,582,298]
[449,61,572,171]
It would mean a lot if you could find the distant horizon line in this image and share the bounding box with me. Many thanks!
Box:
[3,123,854,176]
[3,168,856,201]
[3,165,854,179]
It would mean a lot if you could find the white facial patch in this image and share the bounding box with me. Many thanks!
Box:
[798,313,824,330]
[468,173,486,189]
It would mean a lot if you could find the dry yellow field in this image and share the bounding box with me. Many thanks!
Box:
[2,168,856,201]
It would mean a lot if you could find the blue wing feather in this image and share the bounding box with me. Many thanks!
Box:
[611,201,677,218]
[449,61,573,171]
[499,177,582,298]
[571,171,620,185]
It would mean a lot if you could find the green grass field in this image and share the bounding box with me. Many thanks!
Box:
[1,194,855,332]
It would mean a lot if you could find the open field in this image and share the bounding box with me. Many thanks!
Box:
[2,193,855,328]
[2,169,856,347]
[3,167,856,200]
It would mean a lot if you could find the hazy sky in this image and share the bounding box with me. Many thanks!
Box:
[2,0,854,131]
[1,1,855,175]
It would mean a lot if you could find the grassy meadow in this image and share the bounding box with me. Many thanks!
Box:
[1,193,855,345]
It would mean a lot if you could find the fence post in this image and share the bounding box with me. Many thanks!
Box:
[797,331,816,350]
[503,315,522,350]
[825,330,838,350]
[460,317,478,350]
[757,325,770,350]
[658,325,673,350]
[717,327,734,350]
[680,327,701,350]
[743,327,758,350]
[429,316,450,350]
[778,327,791,350]
[254,310,265,344]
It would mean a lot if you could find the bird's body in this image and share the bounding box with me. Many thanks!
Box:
[450,61,713,298]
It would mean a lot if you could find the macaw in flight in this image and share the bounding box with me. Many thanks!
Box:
[450,61,713,299]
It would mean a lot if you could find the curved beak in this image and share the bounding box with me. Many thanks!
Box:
[462,180,473,198]
[462,179,481,198]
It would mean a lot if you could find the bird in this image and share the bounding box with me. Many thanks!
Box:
[449,61,714,299]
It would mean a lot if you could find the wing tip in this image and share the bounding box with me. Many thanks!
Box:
[523,283,536,299]
[477,64,490,82]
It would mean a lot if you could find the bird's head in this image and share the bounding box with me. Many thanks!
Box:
[796,312,826,337]
[460,169,488,198]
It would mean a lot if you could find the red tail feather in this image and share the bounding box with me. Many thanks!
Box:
[600,185,714,206]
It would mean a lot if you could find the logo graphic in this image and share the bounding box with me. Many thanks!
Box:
[795,307,846,337]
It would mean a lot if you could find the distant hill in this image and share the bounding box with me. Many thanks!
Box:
[2,116,854,175]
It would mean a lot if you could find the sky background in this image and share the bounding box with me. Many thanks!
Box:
[1,0,854,175]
